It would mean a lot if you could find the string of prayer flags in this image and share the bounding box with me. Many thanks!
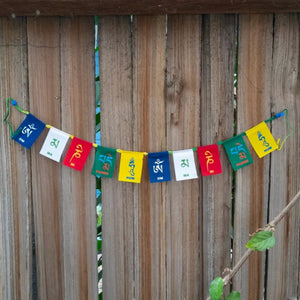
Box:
[148,151,171,183]
[118,150,144,183]
[40,127,70,162]
[92,146,117,178]
[197,144,222,176]
[4,99,293,183]
[63,137,93,171]
[172,149,198,181]
[245,122,278,158]
[222,134,253,171]
[12,113,45,149]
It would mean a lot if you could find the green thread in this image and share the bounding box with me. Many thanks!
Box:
[277,109,294,150]
[3,98,28,139]
[265,110,285,123]
[14,101,29,115]
[3,98,14,138]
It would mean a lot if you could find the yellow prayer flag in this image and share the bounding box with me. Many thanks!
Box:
[118,150,144,183]
[246,122,278,158]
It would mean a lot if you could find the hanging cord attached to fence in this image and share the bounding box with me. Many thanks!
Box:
[3,97,29,139]
[265,108,294,150]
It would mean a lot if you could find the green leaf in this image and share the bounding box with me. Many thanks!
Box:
[209,277,224,300]
[246,231,276,251]
[225,291,241,300]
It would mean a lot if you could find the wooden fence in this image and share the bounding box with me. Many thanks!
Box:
[0,12,299,300]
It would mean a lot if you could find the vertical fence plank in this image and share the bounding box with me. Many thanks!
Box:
[166,15,201,299]
[27,17,63,300]
[132,15,167,299]
[234,14,274,300]
[99,16,135,300]
[60,17,97,300]
[267,13,300,300]
[0,17,31,300]
[200,14,236,298]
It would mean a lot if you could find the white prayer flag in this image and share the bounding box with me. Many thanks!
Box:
[40,127,70,162]
[172,149,198,181]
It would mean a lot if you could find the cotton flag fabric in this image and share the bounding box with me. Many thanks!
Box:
[172,149,198,181]
[39,127,70,162]
[92,146,117,178]
[118,150,144,183]
[148,151,171,183]
[245,122,278,158]
[12,113,45,149]
[197,144,222,176]
[63,137,93,171]
[223,134,253,171]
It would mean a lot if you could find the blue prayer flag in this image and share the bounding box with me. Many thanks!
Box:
[148,151,171,183]
[12,113,45,149]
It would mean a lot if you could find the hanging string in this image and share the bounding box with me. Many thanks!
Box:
[276,109,294,150]
[264,110,285,123]
[3,98,28,138]
[3,98,14,137]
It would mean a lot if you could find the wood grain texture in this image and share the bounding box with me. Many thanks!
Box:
[99,16,136,300]
[166,15,201,299]
[200,14,236,299]
[0,0,300,16]
[27,17,63,300]
[233,14,274,300]
[0,17,32,300]
[60,17,97,300]
[132,15,167,299]
[266,13,300,300]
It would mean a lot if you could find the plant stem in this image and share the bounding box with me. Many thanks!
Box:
[206,190,300,300]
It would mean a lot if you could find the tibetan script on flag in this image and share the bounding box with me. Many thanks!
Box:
[246,122,278,158]
[40,127,70,162]
[197,144,222,176]
[223,134,253,171]
[148,151,171,183]
[92,146,117,178]
[118,151,144,183]
[12,113,45,149]
[172,149,198,181]
[63,137,93,171]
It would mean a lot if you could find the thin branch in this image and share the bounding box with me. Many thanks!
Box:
[206,190,300,300]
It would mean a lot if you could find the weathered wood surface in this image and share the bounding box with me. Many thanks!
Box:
[28,16,97,300]
[99,16,136,300]
[165,15,202,299]
[1,0,300,16]
[27,17,63,300]
[60,17,97,300]
[133,15,167,299]
[266,13,300,300]
[200,14,236,299]
[0,17,32,300]
[233,14,274,300]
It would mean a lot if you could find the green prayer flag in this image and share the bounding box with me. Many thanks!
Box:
[223,134,253,171]
[92,146,117,178]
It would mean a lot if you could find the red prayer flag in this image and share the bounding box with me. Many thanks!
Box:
[197,144,222,176]
[63,137,93,171]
